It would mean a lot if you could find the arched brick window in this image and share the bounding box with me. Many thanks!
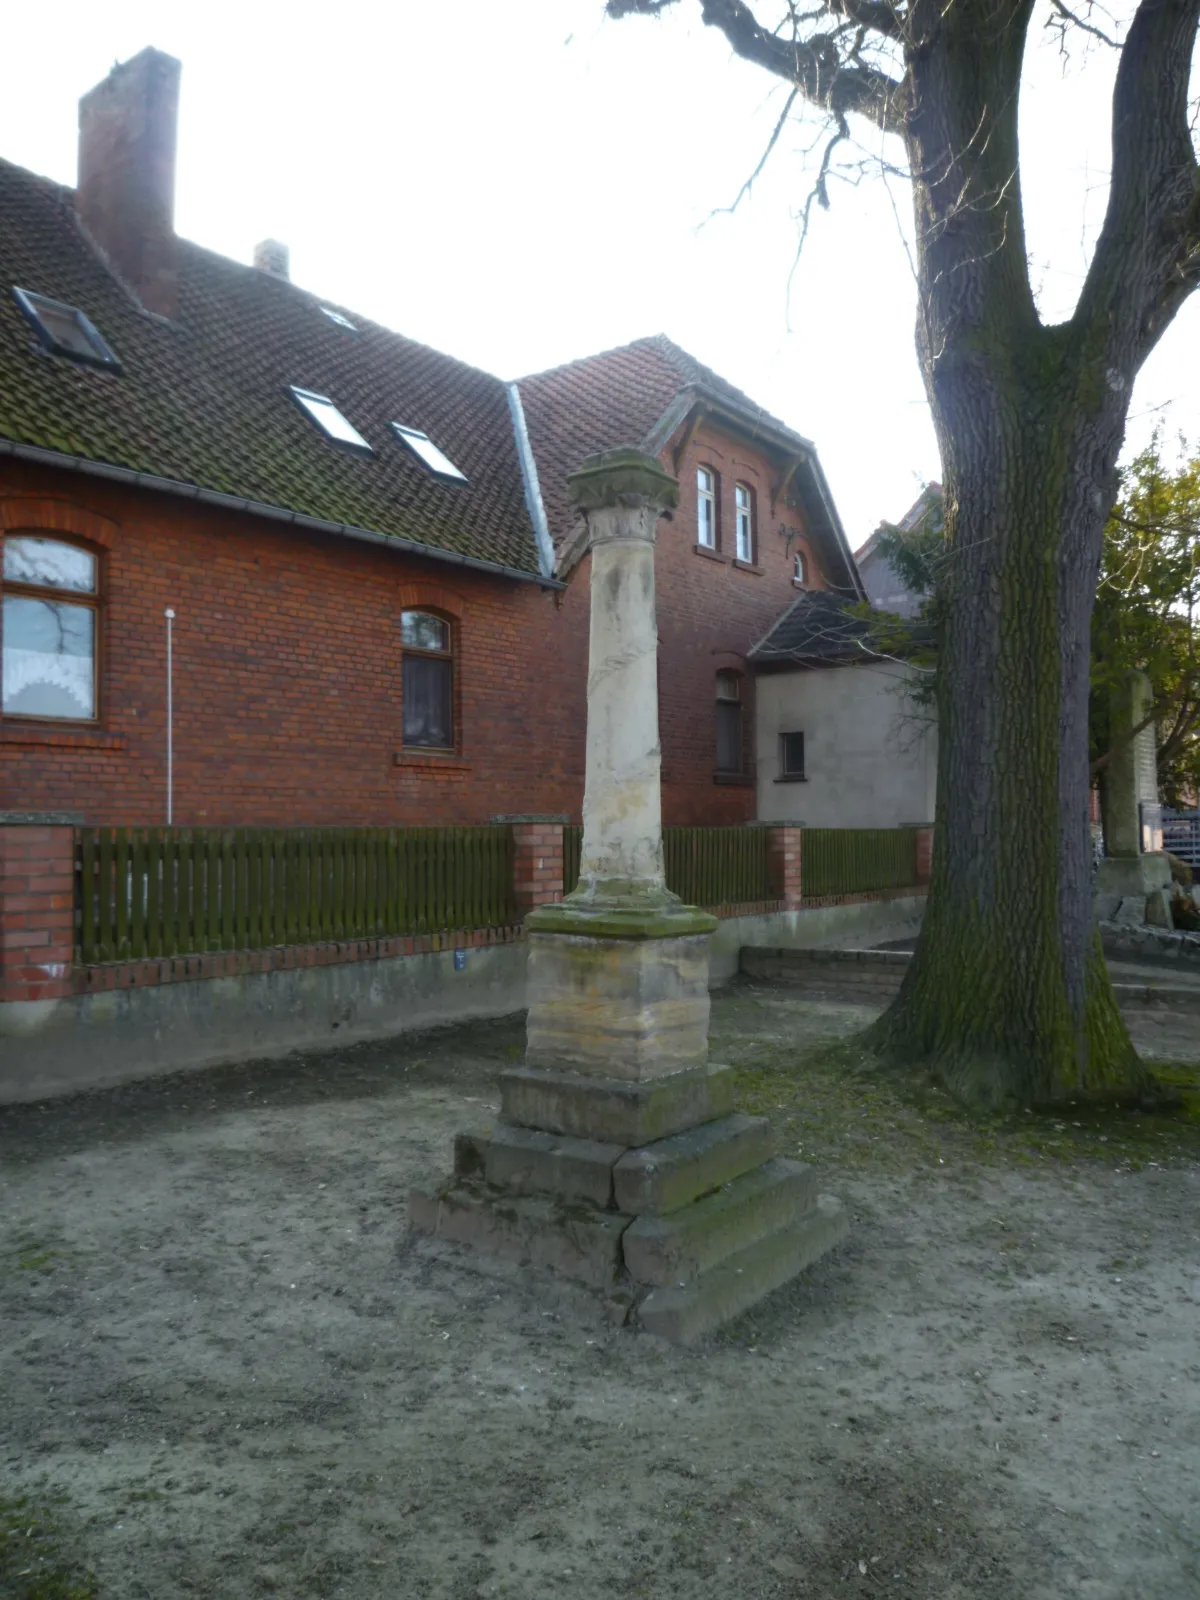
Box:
[2,534,101,721]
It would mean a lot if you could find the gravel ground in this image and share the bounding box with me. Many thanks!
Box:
[1,984,1198,1600]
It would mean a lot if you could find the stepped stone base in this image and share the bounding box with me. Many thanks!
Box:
[409,1074,848,1343]
[637,1195,848,1345]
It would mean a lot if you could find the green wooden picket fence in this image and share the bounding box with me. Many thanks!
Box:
[664,826,772,907]
[801,827,919,897]
[75,826,516,964]
[561,824,772,907]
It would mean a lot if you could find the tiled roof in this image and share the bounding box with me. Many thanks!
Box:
[750,590,874,665]
[516,334,862,596]
[0,157,544,577]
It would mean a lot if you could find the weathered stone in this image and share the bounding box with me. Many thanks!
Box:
[500,1062,735,1146]
[613,1113,774,1216]
[622,1158,818,1286]
[1094,852,1172,899]
[1113,896,1148,928]
[483,1124,625,1208]
[1145,888,1175,929]
[525,930,712,1080]
[453,1129,490,1179]
[636,1194,849,1345]
[408,1179,632,1289]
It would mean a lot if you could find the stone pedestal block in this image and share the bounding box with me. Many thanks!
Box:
[500,1061,736,1146]
[524,927,714,1080]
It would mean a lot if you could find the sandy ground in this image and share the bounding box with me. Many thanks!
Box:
[2,985,1198,1600]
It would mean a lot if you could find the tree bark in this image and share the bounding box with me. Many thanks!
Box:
[875,365,1148,1104]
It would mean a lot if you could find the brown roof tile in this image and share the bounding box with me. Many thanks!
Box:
[0,157,544,577]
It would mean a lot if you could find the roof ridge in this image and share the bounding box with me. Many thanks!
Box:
[514,332,672,386]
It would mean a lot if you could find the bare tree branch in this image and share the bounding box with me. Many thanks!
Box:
[1074,0,1200,370]
[606,0,908,135]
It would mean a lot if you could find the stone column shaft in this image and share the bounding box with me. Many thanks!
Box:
[579,510,664,895]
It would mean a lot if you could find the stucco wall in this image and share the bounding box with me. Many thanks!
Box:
[755,662,937,829]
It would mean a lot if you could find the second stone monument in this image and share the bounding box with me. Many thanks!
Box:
[410,447,847,1343]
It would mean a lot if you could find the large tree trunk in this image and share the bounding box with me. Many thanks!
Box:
[870,1,1166,1106]
[875,364,1149,1105]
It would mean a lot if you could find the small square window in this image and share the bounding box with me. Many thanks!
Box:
[392,424,467,482]
[780,731,806,778]
[13,287,120,370]
[289,386,373,451]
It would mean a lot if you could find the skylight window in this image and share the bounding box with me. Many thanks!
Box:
[13,287,120,370]
[289,387,373,452]
[391,424,467,482]
[320,306,357,332]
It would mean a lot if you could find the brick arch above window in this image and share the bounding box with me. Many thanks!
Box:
[0,497,119,549]
[396,580,465,619]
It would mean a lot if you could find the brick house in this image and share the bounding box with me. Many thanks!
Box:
[0,48,861,831]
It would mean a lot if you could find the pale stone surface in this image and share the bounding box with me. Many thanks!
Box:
[563,449,678,909]
[500,1062,736,1146]
[622,1159,818,1287]
[636,1194,849,1345]
[1094,853,1172,899]
[482,1125,625,1209]
[613,1113,774,1216]
[525,931,711,1079]
[1102,669,1158,858]
[1145,887,1175,929]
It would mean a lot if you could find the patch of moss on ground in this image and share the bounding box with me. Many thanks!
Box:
[715,989,1200,1178]
[0,1496,96,1600]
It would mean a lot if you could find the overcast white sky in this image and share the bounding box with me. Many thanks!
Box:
[2,1,1197,548]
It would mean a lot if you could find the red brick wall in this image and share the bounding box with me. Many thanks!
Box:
[0,463,589,825]
[1,429,826,828]
[655,420,826,825]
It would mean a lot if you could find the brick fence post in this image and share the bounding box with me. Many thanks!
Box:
[500,815,566,918]
[0,814,79,1005]
[766,824,803,909]
[915,826,934,886]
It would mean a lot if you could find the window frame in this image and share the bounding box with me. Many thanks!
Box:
[288,386,374,453]
[400,608,456,752]
[696,465,718,550]
[12,286,121,371]
[793,549,807,586]
[1,533,103,726]
[391,424,468,483]
[779,730,806,781]
[715,669,744,776]
[734,482,755,564]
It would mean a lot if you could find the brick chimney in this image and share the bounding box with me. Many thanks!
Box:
[253,239,290,281]
[77,48,182,319]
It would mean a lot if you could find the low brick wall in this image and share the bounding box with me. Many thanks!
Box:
[72,924,524,994]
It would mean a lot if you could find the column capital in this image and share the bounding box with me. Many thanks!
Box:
[567,448,679,532]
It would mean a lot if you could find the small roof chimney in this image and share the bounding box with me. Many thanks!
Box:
[77,48,181,319]
[253,239,290,281]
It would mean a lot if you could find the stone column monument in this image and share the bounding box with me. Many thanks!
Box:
[1095,669,1172,926]
[410,448,846,1343]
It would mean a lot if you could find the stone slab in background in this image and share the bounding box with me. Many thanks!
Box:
[481,1124,625,1208]
[636,1194,850,1345]
[613,1113,774,1216]
[500,1062,735,1147]
[408,1179,632,1290]
[622,1158,818,1286]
